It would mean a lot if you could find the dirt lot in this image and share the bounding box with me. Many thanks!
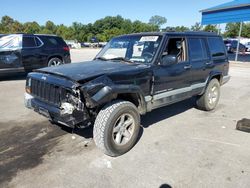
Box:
[0,49,250,188]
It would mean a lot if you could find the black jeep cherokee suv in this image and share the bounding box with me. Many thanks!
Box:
[25,32,230,156]
[0,34,70,75]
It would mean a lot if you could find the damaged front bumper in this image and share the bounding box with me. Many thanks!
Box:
[24,92,89,128]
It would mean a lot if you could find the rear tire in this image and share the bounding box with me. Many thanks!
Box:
[93,100,140,157]
[48,57,63,67]
[196,79,220,111]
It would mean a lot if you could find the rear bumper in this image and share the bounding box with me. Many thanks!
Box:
[222,75,230,85]
[24,92,87,128]
[63,54,71,64]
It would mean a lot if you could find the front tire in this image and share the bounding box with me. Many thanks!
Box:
[93,100,140,157]
[196,79,221,111]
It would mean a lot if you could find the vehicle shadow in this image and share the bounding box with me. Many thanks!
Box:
[60,97,196,146]
[141,97,196,128]
[0,73,27,81]
[56,124,94,139]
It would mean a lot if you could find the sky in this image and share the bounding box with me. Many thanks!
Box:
[0,0,231,27]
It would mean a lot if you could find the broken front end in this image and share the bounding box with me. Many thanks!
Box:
[24,73,92,128]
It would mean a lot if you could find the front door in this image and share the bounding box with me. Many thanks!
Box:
[152,37,192,109]
[0,35,22,71]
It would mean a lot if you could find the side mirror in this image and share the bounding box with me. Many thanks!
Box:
[161,55,177,66]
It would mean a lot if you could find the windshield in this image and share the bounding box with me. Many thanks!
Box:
[0,35,21,50]
[96,35,162,64]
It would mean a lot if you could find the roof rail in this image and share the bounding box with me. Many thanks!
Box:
[35,34,57,36]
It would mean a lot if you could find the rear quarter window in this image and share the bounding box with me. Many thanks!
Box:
[48,37,59,46]
[43,36,66,47]
[188,38,208,61]
[207,37,226,58]
[35,37,43,46]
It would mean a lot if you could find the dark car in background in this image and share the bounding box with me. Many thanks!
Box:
[224,39,246,53]
[0,34,71,75]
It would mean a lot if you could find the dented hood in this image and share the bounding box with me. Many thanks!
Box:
[37,60,149,82]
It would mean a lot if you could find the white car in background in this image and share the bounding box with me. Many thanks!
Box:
[245,42,250,52]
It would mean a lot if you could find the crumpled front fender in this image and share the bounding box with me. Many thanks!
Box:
[80,75,147,114]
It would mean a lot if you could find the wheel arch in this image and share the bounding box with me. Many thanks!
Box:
[199,72,223,95]
[209,72,223,85]
[47,55,63,63]
[81,83,147,115]
[115,91,147,115]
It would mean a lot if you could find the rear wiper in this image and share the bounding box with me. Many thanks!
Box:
[108,57,134,63]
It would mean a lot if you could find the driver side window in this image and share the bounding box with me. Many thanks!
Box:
[163,37,187,63]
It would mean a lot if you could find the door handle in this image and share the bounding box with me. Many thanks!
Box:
[184,65,192,70]
[206,61,213,65]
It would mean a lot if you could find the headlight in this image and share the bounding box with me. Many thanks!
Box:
[25,77,31,94]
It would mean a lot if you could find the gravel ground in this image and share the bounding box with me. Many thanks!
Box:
[0,49,250,188]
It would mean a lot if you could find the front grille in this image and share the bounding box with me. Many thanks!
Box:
[30,79,66,106]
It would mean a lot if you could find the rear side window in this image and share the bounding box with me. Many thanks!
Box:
[188,38,208,61]
[207,37,226,58]
[35,37,42,46]
[23,36,36,48]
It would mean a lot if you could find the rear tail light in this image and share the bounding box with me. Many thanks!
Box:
[63,46,70,51]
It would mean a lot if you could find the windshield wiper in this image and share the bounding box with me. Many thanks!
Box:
[95,57,108,61]
[108,57,134,64]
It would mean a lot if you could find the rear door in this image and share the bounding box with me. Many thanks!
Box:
[187,37,213,95]
[21,36,46,71]
[0,35,22,71]
[207,37,228,77]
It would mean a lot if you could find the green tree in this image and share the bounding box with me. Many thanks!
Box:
[203,25,218,33]
[132,20,158,33]
[45,21,57,33]
[162,26,175,32]
[103,28,123,41]
[224,23,250,38]
[174,26,190,32]
[191,22,203,31]
[1,16,15,33]
[149,15,167,28]
[224,23,240,37]
[23,22,41,34]
[1,15,188,42]
[242,23,250,38]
